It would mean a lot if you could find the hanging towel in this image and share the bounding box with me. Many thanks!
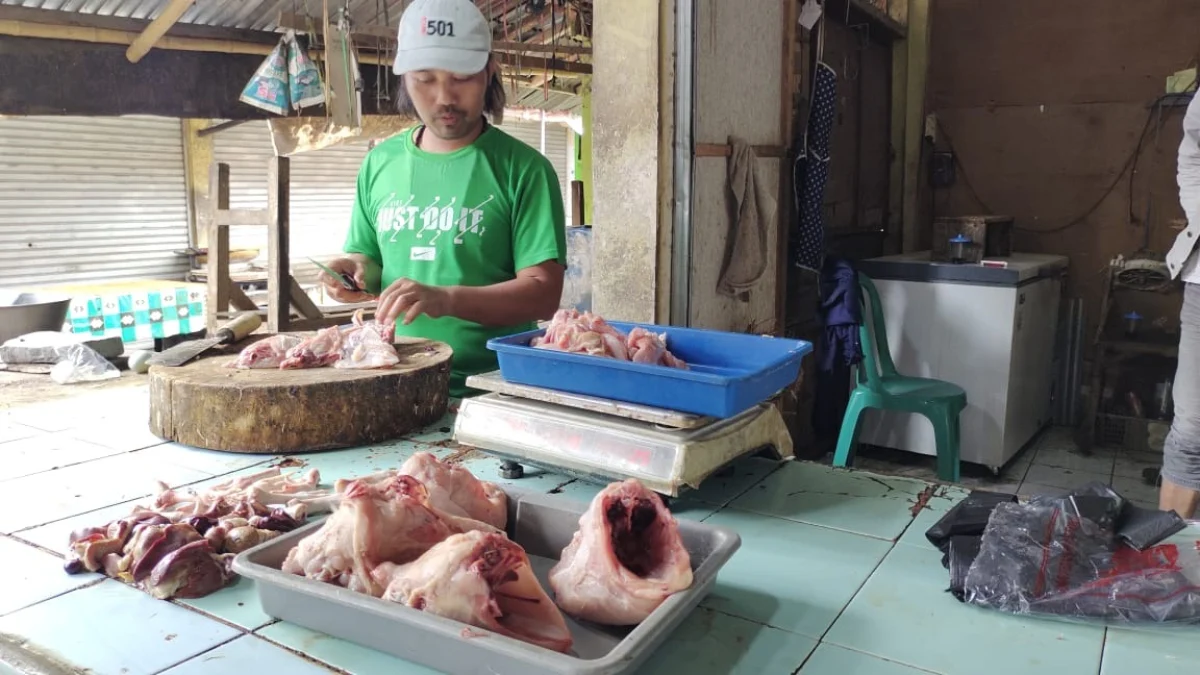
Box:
[792,61,838,273]
[717,135,777,298]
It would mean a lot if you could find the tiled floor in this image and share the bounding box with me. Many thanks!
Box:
[840,425,1164,510]
[0,386,1196,675]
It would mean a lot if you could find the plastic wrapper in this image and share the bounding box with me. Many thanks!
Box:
[49,344,120,384]
[925,489,1017,566]
[286,32,325,110]
[239,37,290,115]
[960,483,1200,624]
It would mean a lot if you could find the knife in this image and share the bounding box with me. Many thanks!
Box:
[147,312,263,368]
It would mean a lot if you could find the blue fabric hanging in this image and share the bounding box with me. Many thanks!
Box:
[792,61,838,273]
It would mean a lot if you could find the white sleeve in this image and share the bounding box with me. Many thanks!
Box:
[1179,95,1200,225]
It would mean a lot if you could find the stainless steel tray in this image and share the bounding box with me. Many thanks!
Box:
[231,487,741,675]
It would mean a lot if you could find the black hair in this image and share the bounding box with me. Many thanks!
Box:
[393,55,507,124]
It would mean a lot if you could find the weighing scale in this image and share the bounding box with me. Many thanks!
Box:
[453,371,795,497]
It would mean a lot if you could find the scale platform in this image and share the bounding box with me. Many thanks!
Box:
[454,371,795,497]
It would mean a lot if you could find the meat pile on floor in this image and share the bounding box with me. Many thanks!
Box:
[228,309,400,371]
[531,309,689,370]
[63,466,338,599]
[282,455,695,654]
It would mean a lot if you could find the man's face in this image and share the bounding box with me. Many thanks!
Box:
[404,68,489,141]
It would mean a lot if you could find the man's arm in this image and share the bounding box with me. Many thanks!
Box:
[1180,94,1200,225]
[446,260,565,327]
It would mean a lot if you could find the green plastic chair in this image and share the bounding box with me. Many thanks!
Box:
[832,273,967,482]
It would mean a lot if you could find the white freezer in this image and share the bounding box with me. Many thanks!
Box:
[854,252,1067,473]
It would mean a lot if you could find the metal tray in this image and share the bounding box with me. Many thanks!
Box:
[231,487,741,675]
[487,321,813,419]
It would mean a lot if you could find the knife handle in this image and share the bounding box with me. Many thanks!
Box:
[216,312,264,344]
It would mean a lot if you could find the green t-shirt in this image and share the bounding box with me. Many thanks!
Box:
[343,122,568,396]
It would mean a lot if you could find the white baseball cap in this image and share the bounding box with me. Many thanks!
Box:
[393,0,493,76]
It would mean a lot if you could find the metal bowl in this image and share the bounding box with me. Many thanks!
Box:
[0,291,73,345]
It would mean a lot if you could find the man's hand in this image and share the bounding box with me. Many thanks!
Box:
[376,278,453,325]
[318,257,375,304]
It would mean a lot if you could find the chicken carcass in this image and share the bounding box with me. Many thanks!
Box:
[376,530,574,654]
[228,334,304,369]
[282,475,500,597]
[397,452,508,531]
[279,325,345,369]
[532,309,687,370]
[626,327,689,369]
[548,479,693,625]
[334,312,400,370]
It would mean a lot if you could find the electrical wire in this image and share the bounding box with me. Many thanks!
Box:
[936,90,1195,235]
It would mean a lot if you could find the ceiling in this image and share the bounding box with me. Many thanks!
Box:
[0,0,591,113]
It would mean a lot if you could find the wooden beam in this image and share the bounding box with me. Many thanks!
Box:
[197,120,251,137]
[900,0,931,252]
[0,6,277,45]
[204,163,231,333]
[126,0,195,62]
[267,157,292,332]
[775,0,799,338]
[277,11,592,55]
[288,277,324,321]
[276,10,590,75]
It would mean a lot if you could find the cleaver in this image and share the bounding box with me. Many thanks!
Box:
[147,312,263,368]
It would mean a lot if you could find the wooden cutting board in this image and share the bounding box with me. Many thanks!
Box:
[148,337,454,454]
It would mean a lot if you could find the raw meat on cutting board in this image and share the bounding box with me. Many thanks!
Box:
[531,309,688,369]
[334,311,400,370]
[548,479,693,625]
[280,325,344,369]
[281,474,500,597]
[227,334,304,369]
[375,530,574,654]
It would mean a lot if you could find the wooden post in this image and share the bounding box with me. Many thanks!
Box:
[205,163,231,333]
[267,156,291,332]
[899,0,932,252]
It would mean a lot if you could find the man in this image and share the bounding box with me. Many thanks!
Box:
[1162,88,1200,517]
[319,0,568,397]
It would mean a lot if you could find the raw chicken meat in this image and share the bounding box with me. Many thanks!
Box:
[548,479,693,625]
[228,334,304,369]
[397,452,508,530]
[626,327,689,369]
[531,309,688,370]
[280,324,345,369]
[334,311,400,370]
[375,530,574,654]
[281,474,500,597]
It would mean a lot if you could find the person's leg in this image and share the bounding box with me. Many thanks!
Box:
[1161,282,1200,518]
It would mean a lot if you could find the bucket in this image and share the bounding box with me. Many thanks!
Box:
[0,291,72,345]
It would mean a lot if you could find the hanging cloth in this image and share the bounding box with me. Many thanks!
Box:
[717,136,776,297]
[791,21,838,273]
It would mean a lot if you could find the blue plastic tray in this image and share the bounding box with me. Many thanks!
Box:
[487,322,813,419]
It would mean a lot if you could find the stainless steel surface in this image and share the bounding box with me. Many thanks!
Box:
[0,292,71,345]
[670,0,696,327]
[453,394,794,496]
[0,116,190,286]
[1054,297,1085,426]
[232,486,742,675]
[465,370,713,429]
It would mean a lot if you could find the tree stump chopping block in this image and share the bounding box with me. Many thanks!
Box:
[148,338,454,454]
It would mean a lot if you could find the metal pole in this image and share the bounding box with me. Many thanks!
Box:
[669,0,696,327]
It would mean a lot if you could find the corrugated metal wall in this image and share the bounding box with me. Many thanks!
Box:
[0,115,190,286]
